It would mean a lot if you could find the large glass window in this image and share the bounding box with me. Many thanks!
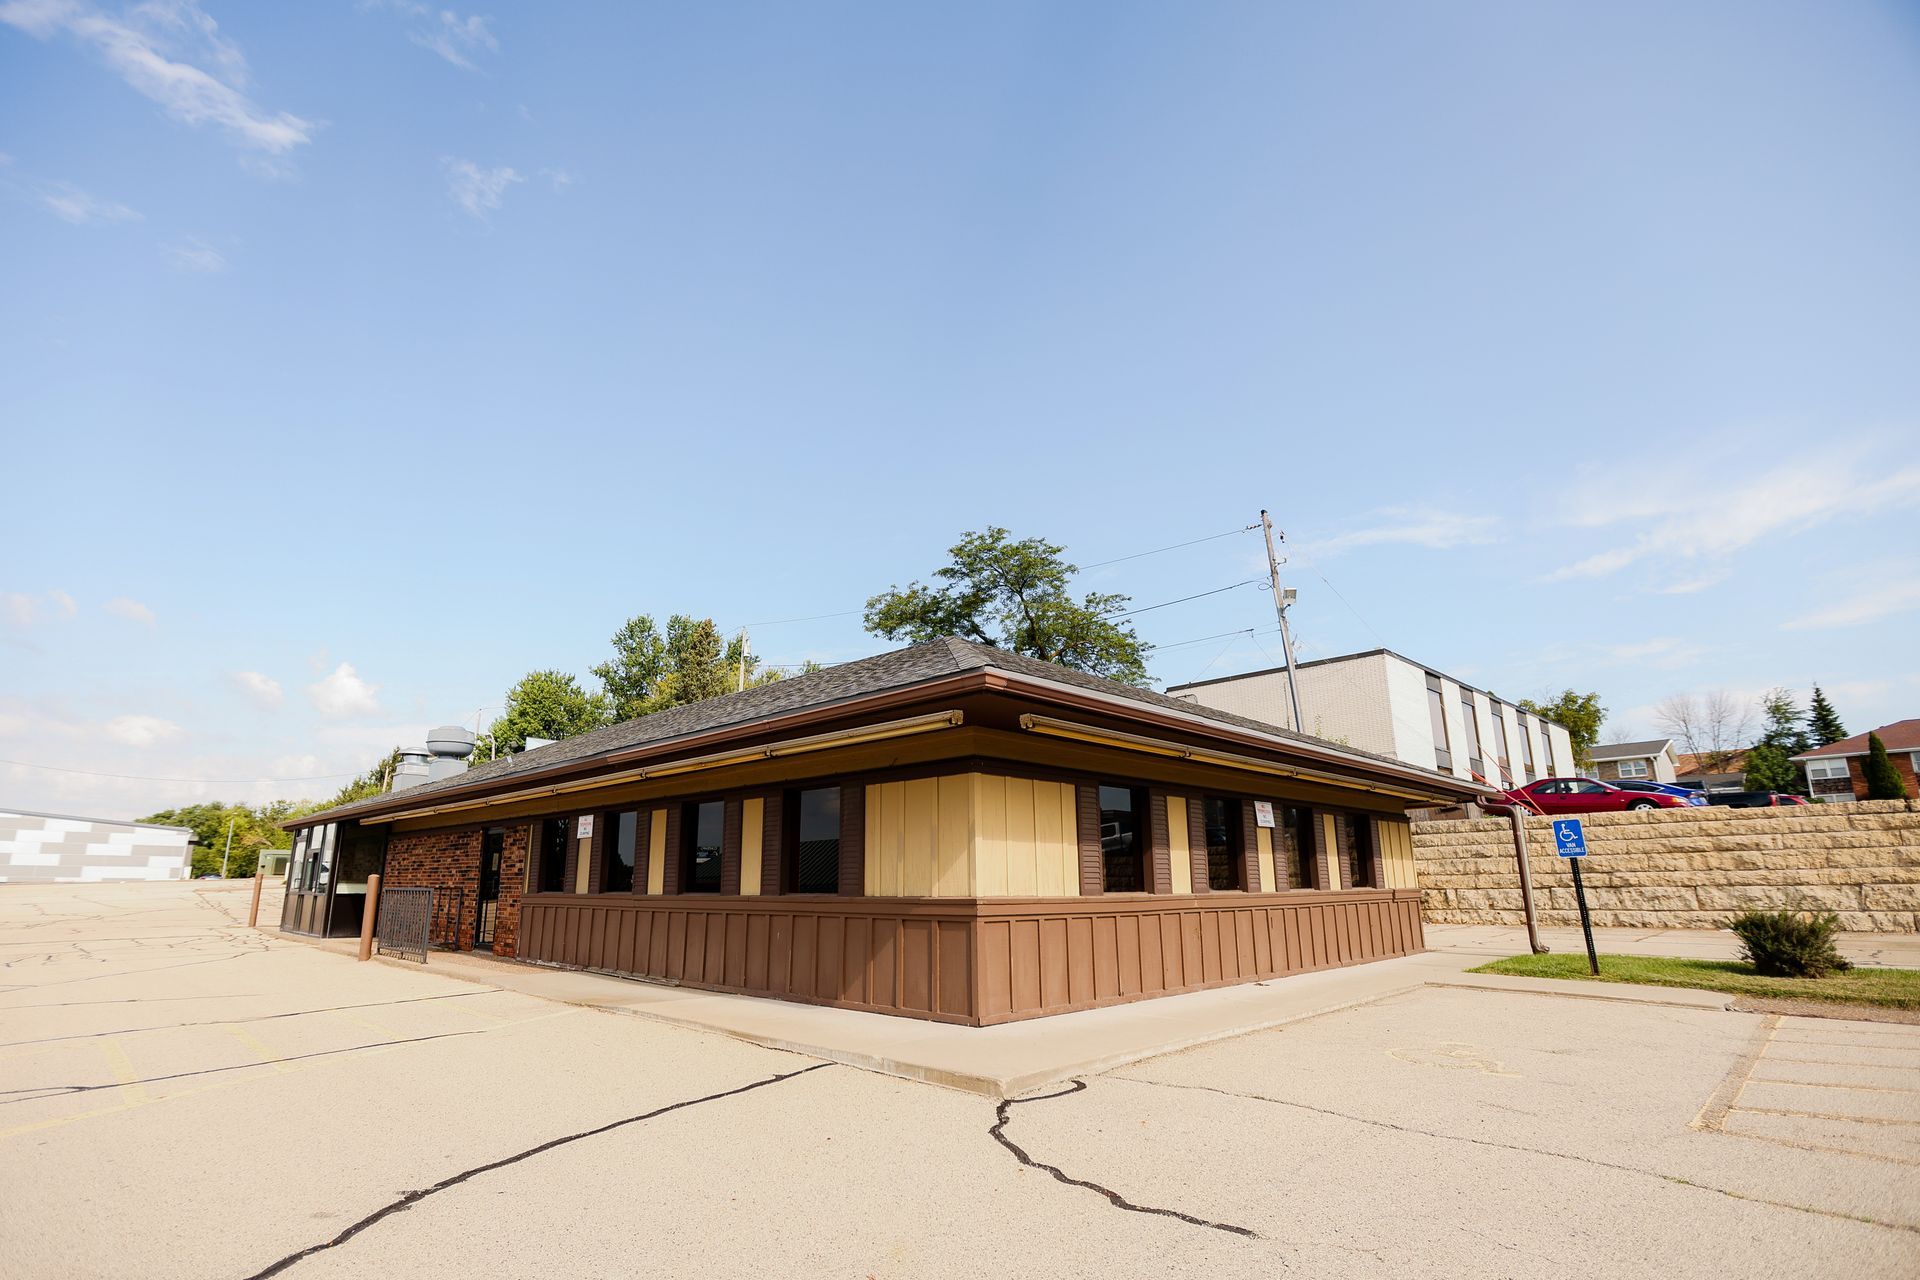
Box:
[535,817,572,893]
[1458,691,1484,776]
[1617,759,1650,779]
[1489,710,1513,787]
[1283,806,1317,889]
[1426,675,1452,771]
[1346,816,1376,888]
[786,788,840,894]
[1203,796,1242,891]
[305,824,334,893]
[603,810,638,893]
[1518,716,1538,781]
[683,800,724,893]
[1097,785,1146,892]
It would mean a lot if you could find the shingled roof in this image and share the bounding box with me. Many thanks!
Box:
[298,637,1476,826]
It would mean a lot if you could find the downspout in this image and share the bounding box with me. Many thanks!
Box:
[1507,805,1547,954]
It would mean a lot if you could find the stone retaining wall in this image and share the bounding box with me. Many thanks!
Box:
[1412,800,1920,933]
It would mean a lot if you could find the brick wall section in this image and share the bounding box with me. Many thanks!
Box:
[1412,799,1920,932]
[384,822,533,956]
[493,823,530,956]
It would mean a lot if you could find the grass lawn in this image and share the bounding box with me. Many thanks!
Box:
[1469,952,1920,1011]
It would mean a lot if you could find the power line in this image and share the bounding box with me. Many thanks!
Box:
[1080,526,1256,570]
[0,758,358,785]
[1107,579,1264,620]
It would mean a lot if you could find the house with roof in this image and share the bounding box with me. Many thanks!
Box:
[1676,750,1749,794]
[1587,739,1681,785]
[283,638,1492,1025]
[1164,649,1574,792]
[1791,719,1920,802]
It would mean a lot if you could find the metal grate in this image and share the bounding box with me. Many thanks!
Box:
[429,885,466,950]
[376,886,433,964]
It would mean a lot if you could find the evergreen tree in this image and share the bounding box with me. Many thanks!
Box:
[1862,732,1911,800]
[1744,688,1809,793]
[1806,685,1848,747]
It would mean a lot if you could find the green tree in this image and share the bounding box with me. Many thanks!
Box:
[141,801,295,878]
[864,527,1150,686]
[1806,685,1848,747]
[475,670,611,759]
[1862,732,1911,800]
[1518,690,1607,767]
[323,747,404,808]
[592,614,776,720]
[1744,689,1809,794]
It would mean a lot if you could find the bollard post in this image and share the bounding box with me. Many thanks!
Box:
[358,873,381,962]
[248,867,265,928]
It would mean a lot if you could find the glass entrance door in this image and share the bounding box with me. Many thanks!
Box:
[475,827,504,949]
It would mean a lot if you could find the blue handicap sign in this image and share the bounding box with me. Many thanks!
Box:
[1552,818,1587,858]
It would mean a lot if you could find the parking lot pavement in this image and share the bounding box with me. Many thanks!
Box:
[2,882,1915,1279]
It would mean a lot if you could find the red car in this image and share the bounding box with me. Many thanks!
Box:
[1491,776,1696,816]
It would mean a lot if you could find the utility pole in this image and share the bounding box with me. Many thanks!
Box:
[219,817,235,879]
[1259,510,1307,733]
[737,627,749,693]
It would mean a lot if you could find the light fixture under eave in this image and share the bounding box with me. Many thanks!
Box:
[357,710,966,825]
[1016,712,1470,805]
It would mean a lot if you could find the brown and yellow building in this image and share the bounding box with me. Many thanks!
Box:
[283,638,1491,1025]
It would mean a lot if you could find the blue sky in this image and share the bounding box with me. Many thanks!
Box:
[4,1,1918,818]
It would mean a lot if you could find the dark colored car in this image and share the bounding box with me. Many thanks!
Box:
[1705,791,1809,808]
[1490,776,1696,816]
[1610,779,1710,806]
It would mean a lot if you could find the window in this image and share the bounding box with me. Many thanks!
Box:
[288,830,307,888]
[1488,710,1513,787]
[603,810,638,893]
[1807,759,1849,781]
[1571,780,1609,795]
[1203,796,1243,891]
[1426,675,1452,770]
[785,787,840,894]
[304,824,334,893]
[1518,716,1537,781]
[1458,691,1483,777]
[1617,759,1650,780]
[1542,726,1559,777]
[682,800,724,893]
[1097,785,1146,892]
[535,817,572,892]
[1346,816,1375,888]
[1282,806,1317,889]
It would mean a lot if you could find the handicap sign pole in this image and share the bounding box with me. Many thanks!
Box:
[1552,819,1600,976]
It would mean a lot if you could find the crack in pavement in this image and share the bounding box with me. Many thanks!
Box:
[1111,1074,1920,1236]
[990,1080,1259,1239]
[0,989,503,1049]
[242,1061,835,1280]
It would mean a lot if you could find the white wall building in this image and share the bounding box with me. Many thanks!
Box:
[0,809,194,883]
[1166,649,1574,791]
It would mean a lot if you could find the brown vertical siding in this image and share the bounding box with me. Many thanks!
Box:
[837,783,865,896]
[1186,795,1209,894]
[720,798,742,896]
[1148,791,1173,894]
[661,805,682,895]
[560,821,580,896]
[1074,783,1102,896]
[760,790,784,896]
[1365,818,1386,890]
[632,808,652,896]
[1334,815,1357,890]
[585,813,606,895]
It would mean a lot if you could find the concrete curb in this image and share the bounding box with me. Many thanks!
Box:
[1425,971,1735,1010]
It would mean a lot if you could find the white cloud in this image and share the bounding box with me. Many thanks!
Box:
[443,157,521,218]
[1,0,314,155]
[48,588,77,617]
[1308,507,1497,557]
[1544,452,1920,582]
[231,670,284,710]
[163,236,226,271]
[1651,572,1727,596]
[308,662,381,718]
[1601,637,1714,670]
[1783,577,1920,631]
[411,9,496,70]
[103,595,155,625]
[2,593,36,629]
[540,167,574,189]
[37,180,141,224]
[104,713,182,747]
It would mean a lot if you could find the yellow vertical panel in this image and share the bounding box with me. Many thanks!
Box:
[574,829,592,894]
[740,797,764,896]
[1256,826,1276,893]
[936,775,975,897]
[1004,776,1038,896]
[1167,796,1193,895]
[1321,813,1342,889]
[879,782,905,897]
[1034,781,1071,897]
[901,777,939,896]
[975,774,1009,896]
[1380,820,1416,889]
[646,808,667,895]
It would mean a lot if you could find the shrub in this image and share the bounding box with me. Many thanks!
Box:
[1862,732,1912,801]
[1723,909,1852,978]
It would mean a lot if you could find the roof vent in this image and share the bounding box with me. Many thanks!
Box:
[391,747,432,791]
[425,725,476,781]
